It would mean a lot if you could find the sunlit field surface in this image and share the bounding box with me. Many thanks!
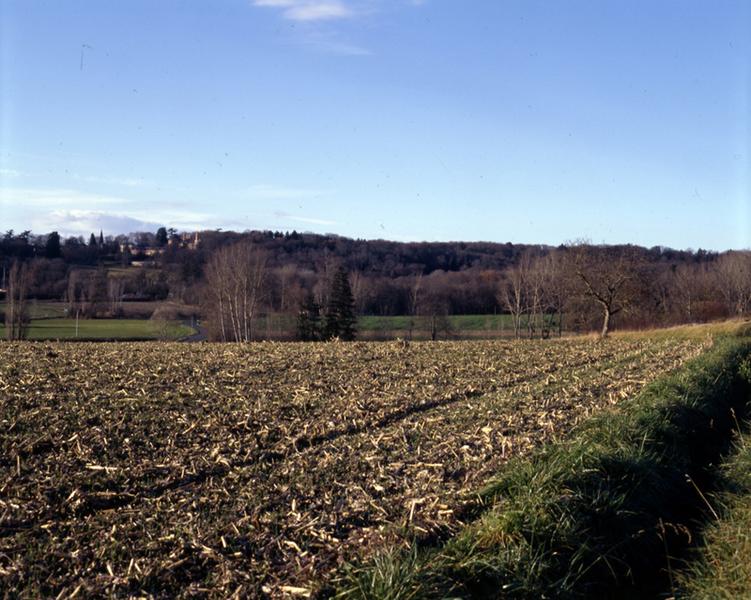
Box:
[0,338,710,597]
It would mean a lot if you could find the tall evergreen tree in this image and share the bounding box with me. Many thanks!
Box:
[44,231,61,259]
[89,233,97,247]
[296,293,322,341]
[324,267,357,341]
[155,227,168,247]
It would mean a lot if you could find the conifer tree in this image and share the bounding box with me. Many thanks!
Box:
[296,293,322,341]
[44,231,61,259]
[155,227,168,247]
[324,267,357,341]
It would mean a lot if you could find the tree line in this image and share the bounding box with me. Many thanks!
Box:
[197,239,750,341]
[2,228,749,340]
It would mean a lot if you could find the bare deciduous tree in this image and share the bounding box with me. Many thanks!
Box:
[406,272,423,340]
[714,251,751,317]
[5,260,32,340]
[539,250,568,337]
[671,262,708,323]
[499,261,526,339]
[349,269,370,315]
[572,244,643,338]
[498,249,564,340]
[418,273,451,341]
[524,252,547,338]
[107,276,125,316]
[204,242,268,342]
[276,264,298,313]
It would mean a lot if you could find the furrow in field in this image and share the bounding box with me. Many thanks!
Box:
[0,338,709,597]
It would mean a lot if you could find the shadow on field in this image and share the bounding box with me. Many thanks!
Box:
[333,340,751,600]
[44,355,600,525]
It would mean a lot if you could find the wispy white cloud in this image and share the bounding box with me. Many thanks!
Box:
[252,0,426,21]
[245,183,331,200]
[0,169,153,189]
[41,210,165,238]
[34,207,234,237]
[72,174,152,188]
[0,188,158,235]
[0,166,156,190]
[274,210,336,226]
[0,187,231,236]
[0,184,342,236]
[0,187,123,209]
[251,1,425,55]
[287,2,352,21]
[253,0,354,21]
[301,31,371,55]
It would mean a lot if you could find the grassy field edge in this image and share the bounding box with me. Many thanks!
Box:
[0,318,195,341]
[332,336,751,599]
[677,428,751,599]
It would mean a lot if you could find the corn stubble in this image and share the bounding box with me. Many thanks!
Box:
[0,337,709,598]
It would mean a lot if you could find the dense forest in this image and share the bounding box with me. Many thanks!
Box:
[1,228,749,340]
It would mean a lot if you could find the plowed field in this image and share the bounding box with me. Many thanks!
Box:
[0,338,710,598]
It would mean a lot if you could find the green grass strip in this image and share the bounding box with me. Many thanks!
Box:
[678,429,751,599]
[0,318,194,340]
[334,338,751,599]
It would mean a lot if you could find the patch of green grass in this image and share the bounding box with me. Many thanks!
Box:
[355,314,514,332]
[614,319,751,341]
[1,300,68,319]
[251,313,550,338]
[0,318,194,340]
[678,430,751,599]
[334,338,751,599]
[356,314,559,333]
[357,315,417,331]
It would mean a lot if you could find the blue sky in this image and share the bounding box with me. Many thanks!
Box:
[0,0,749,249]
